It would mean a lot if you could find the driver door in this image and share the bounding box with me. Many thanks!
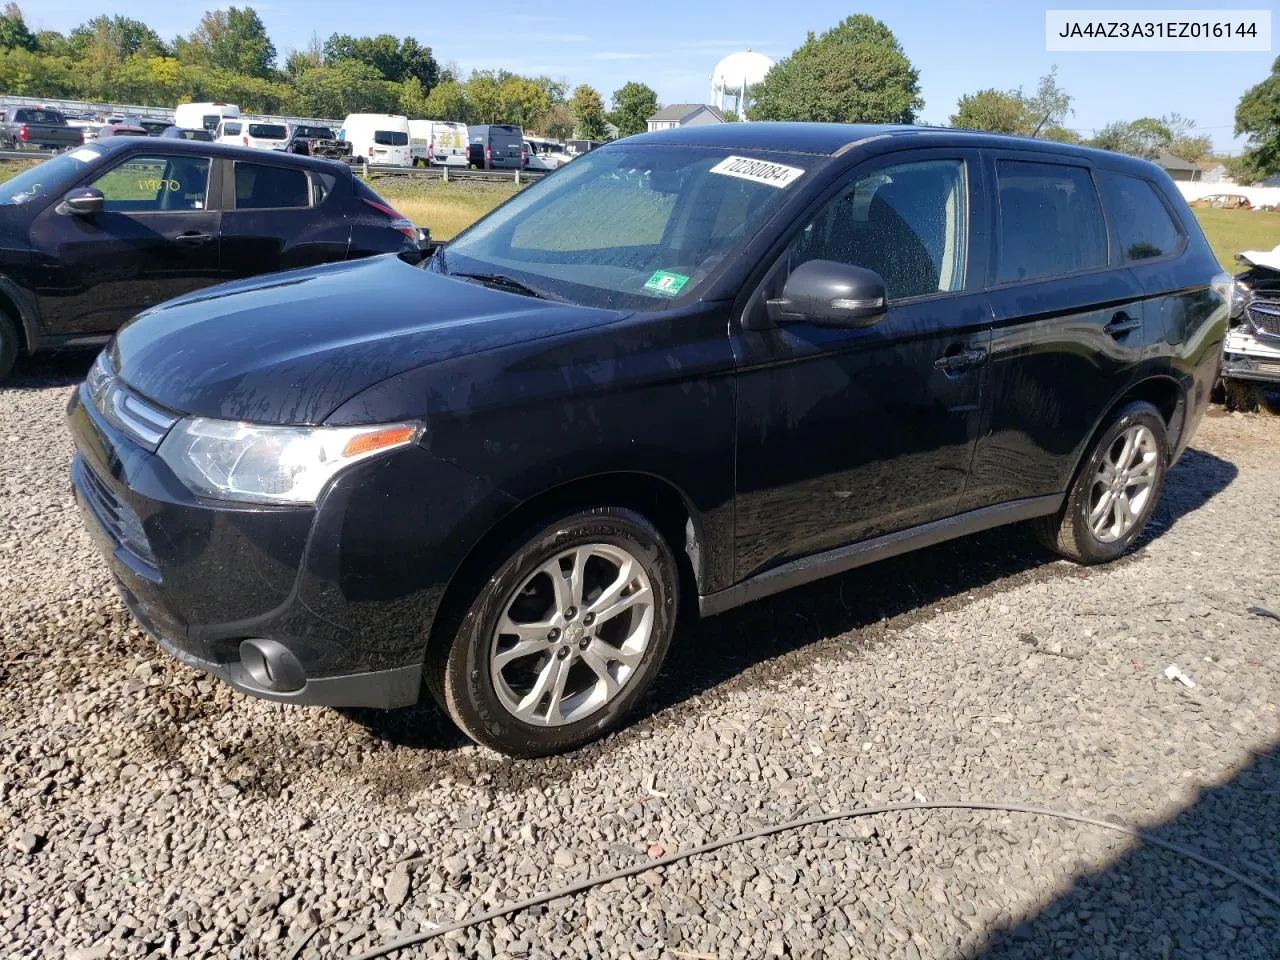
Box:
[28,151,222,337]
[731,149,992,581]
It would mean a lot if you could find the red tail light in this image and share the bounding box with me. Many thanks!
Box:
[368,146,374,157]
[18,124,28,141]
[520,145,527,164]
[361,198,416,239]
[428,143,434,162]
[484,145,492,166]
[242,135,248,146]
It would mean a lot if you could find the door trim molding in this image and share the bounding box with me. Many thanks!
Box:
[698,493,1063,617]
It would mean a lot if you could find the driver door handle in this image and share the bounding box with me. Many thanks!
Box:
[1105,311,1141,338]
[175,231,213,245]
[934,347,987,371]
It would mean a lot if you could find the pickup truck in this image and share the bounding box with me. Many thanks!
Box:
[0,108,84,152]
[280,125,353,161]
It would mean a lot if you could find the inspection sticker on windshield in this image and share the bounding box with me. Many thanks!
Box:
[709,155,804,189]
[644,270,689,296]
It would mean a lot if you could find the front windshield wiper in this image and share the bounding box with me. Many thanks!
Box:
[450,271,553,300]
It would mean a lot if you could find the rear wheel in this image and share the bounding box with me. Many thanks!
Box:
[1035,401,1168,564]
[430,508,678,756]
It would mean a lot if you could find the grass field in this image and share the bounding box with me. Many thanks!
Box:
[370,177,522,239]
[1192,206,1280,270]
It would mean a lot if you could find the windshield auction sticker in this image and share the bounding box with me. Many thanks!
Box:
[644,270,690,296]
[1046,9,1270,50]
[709,156,805,189]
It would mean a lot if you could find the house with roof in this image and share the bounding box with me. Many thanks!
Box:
[646,104,725,133]
[1155,151,1202,182]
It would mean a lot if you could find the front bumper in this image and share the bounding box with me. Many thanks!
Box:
[1223,326,1280,384]
[67,383,512,709]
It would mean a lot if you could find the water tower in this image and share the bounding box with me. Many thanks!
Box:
[711,49,775,119]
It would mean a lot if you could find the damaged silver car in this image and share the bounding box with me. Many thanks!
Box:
[1225,247,1280,386]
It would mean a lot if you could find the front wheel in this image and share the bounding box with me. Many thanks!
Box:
[430,508,679,756]
[1035,401,1169,564]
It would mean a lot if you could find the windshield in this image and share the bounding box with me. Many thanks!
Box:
[443,144,812,310]
[248,123,288,139]
[0,147,102,206]
[374,130,409,146]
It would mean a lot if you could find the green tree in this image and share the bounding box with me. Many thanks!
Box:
[322,33,438,90]
[950,89,1025,133]
[183,7,276,79]
[499,74,550,128]
[291,60,396,116]
[0,3,36,52]
[950,68,1072,136]
[748,15,921,123]
[570,83,608,139]
[1233,55,1280,181]
[423,78,469,120]
[609,81,658,136]
[1023,65,1072,134]
[1040,124,1083,144]
[68,16,168,61]
[538,101,574,140]
[0,46,73,95]
[35,31,69,57]
[1088,114,1212,163]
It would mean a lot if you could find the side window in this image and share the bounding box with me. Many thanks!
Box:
[1095,170,1181,262]
[787,159,968,301]
[222,121,241,137]
[90,155,210,213]
[995,160,1107,283]
[234,162,310,210]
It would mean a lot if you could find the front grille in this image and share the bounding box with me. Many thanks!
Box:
[75,458,158,568]
[1247,301,1280,340]
[87,353,179,452]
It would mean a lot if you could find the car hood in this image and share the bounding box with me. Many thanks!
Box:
[113,255,624,424]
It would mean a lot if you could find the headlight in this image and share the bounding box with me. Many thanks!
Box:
[158,418,420,505]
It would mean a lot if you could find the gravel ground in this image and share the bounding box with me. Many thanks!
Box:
[2,355,1278,960]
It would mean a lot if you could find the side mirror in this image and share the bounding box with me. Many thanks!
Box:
[58,187,105,217]
[766,260,887,329]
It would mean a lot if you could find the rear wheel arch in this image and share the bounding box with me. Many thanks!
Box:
[425,471,704,667]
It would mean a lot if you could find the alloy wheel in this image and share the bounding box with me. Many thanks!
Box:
[1087,424,1159,543]
[489,543,654,726]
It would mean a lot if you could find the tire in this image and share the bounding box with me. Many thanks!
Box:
[429,507,679,757]
[1034,401,1169,564]
[0,311,19,382]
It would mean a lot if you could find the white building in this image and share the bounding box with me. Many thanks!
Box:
[646,104,725,133]
[710,49,774,119]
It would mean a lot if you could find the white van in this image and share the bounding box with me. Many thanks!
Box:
[408,120,468,168]
[340,114,411,167]
[215,117,290,151]
[174,102,240,135]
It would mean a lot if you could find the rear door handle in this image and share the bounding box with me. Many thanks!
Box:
[934,347,987,372]
[1105,311,1141,337]
[174,232,213,245]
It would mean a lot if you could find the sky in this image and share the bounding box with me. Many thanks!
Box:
[28,0,1277,153]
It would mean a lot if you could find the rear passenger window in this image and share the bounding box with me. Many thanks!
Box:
[1096,171,1181,262]
[995,161,1107,283]
[234,162,310,209]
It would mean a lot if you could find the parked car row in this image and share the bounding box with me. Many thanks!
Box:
[51,123,1229,757]
[0,138,424,380]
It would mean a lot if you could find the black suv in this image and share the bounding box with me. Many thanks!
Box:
[0,137,419,379]
[67,124,1229,756]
